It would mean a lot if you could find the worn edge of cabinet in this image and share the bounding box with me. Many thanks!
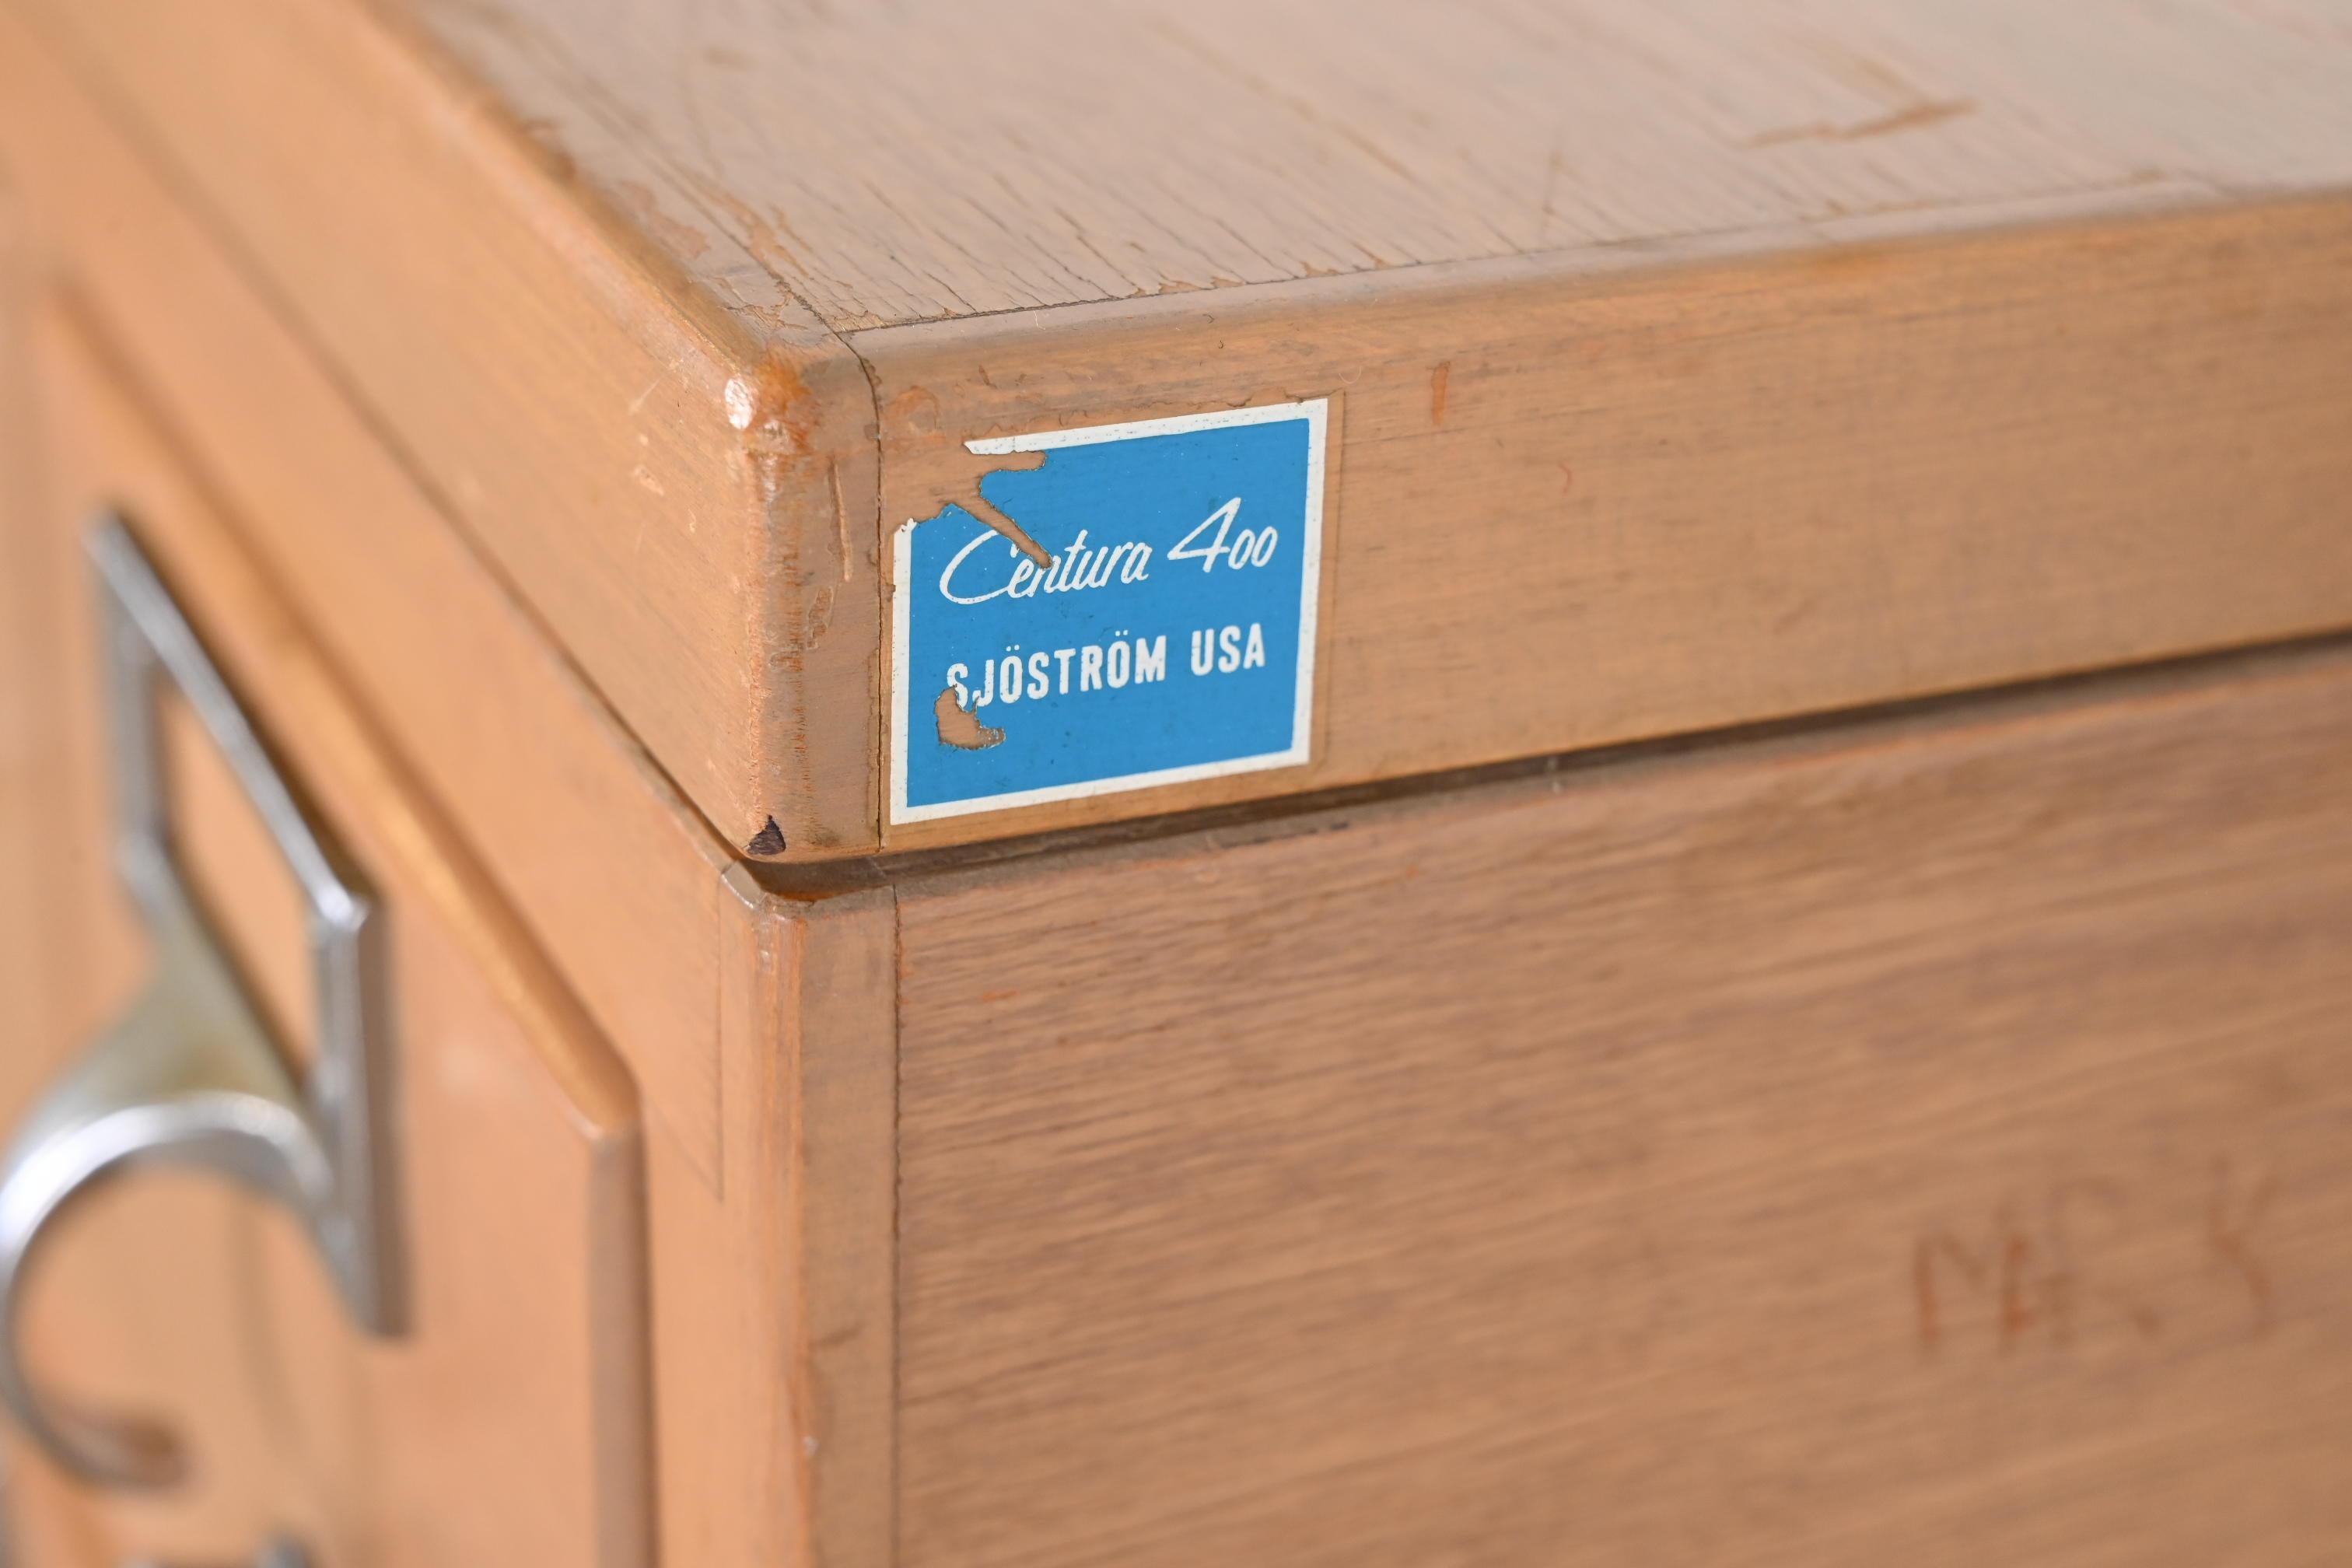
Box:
[19,0,2352,866]
[645,874,896,1567]
[12,0,884,862]
[33,296,656,1564]
[0,5,748,1186]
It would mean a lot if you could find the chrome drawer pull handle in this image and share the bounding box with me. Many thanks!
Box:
[0,516,397,1489]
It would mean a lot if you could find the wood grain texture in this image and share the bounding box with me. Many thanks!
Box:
[894,644,2352,1567]
[644,877,896,1568]
[0,163,60,1113]
[14,0,882,857]
[412,0,2352,331]
[786,885,900,1568]
[20,0,2352,856]
[17,303,652,1563]
[0,207,108,1566]
[0,6,744,1179]
[867,192,2352,845]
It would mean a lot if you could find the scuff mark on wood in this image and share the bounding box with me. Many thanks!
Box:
[934,687,1005,751]
[793,582,837,652]
[2207,1157,2277,1332]
[613,177,714,258]
[746,816,789,856]
[1745,98,1974,147]
[828,458,854,581]
[889,383,943,434]
[509,117,577,186]
[1537,147,1566,243]
[1430,360,1451,427]
[676,167,814,282]
[724,348,824,460]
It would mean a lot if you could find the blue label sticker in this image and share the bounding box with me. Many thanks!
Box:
[891,400,1329,823]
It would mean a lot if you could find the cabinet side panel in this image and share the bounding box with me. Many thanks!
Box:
[896,650,2352,1567]
[647,880,896,1568]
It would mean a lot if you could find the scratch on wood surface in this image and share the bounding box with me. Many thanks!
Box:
[1146,17,1421,189]
[933,687,1004,750]
[1429,360,1451,427]
[612,177,712,257]
[828,457,853,580]
[2208,1157,2278,1331]
[1917,1158,2280,1359]
[1747,100,1976,149]
[1537,146,1566,243]
[796,582,836,653]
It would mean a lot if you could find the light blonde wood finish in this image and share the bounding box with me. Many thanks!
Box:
[1,30,893,1560]
[893,644,2352,1567]
[422,0,2352,329]
[8,5,2352,1564]
[644,880,897,1568]
[17,0,878,859]
[10,296,653,1565]
[0,8,737,1181]
[14,0,2352,855]
[866,194,2352,846]
[0,165,56,1112]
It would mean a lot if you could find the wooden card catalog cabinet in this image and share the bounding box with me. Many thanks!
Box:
[2,0,2350,1563]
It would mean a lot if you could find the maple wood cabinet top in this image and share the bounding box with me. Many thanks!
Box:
[13,0,2352,860]
[412,0,2352,331]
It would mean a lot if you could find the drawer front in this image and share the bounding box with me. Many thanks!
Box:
[894,646,2352,1566]
[1,303,649,1563]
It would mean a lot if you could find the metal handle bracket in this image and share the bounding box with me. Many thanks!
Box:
[0,515,397,1488]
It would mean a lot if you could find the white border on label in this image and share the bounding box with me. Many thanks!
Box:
[890,397,1328,825]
